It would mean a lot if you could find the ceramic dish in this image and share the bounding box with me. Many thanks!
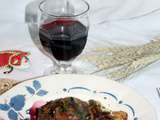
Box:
[0,74,157,120]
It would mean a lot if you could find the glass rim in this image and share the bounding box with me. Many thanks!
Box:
[39,0,90,18]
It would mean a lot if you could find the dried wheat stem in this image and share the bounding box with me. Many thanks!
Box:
[109,53,160,80]
[80,38,160,80]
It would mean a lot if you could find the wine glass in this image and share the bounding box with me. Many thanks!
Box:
[37,0,89,74]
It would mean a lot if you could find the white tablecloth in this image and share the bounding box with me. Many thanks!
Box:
[0,0,160,119]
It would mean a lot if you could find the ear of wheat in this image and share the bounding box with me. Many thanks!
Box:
[80,39,160,80]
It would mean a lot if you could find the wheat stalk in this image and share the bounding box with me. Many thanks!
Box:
[80,39,160,80]
[108,53,160,80]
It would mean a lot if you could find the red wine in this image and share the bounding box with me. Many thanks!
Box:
[39,19,88,61]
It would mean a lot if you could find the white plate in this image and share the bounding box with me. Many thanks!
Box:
[0,74,157,120]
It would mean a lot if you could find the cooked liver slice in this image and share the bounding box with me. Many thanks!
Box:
[36,97,128,120]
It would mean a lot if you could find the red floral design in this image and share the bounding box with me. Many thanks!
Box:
[0,50,30,74]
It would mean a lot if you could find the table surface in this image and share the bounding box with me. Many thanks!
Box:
[0,0,160,119]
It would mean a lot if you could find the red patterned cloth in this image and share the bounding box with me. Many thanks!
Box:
[0,50,30,74]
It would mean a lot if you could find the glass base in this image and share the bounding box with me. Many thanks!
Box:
[43,62,77,75]
[43,60,97,76]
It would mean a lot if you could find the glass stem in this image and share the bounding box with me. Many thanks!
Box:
[56,61,75,74]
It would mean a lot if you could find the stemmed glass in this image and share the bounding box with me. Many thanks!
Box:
[36,0,89,74]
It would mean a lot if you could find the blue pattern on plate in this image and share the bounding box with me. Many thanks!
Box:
[25,86,35,95]
[36,90,48,96]
[99,91,118,101]
[67,87,91,92]
[123,103,135,116]
[0,95,25,120]
[25,80,48,96]
[8,109,18,120]
[0,104,10,111]
[9,95,25,111]
[33,80,41,90]
[0,80,48,120]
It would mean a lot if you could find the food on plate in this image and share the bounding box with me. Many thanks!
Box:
[30,97,128,120]
[30,100,47,120]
